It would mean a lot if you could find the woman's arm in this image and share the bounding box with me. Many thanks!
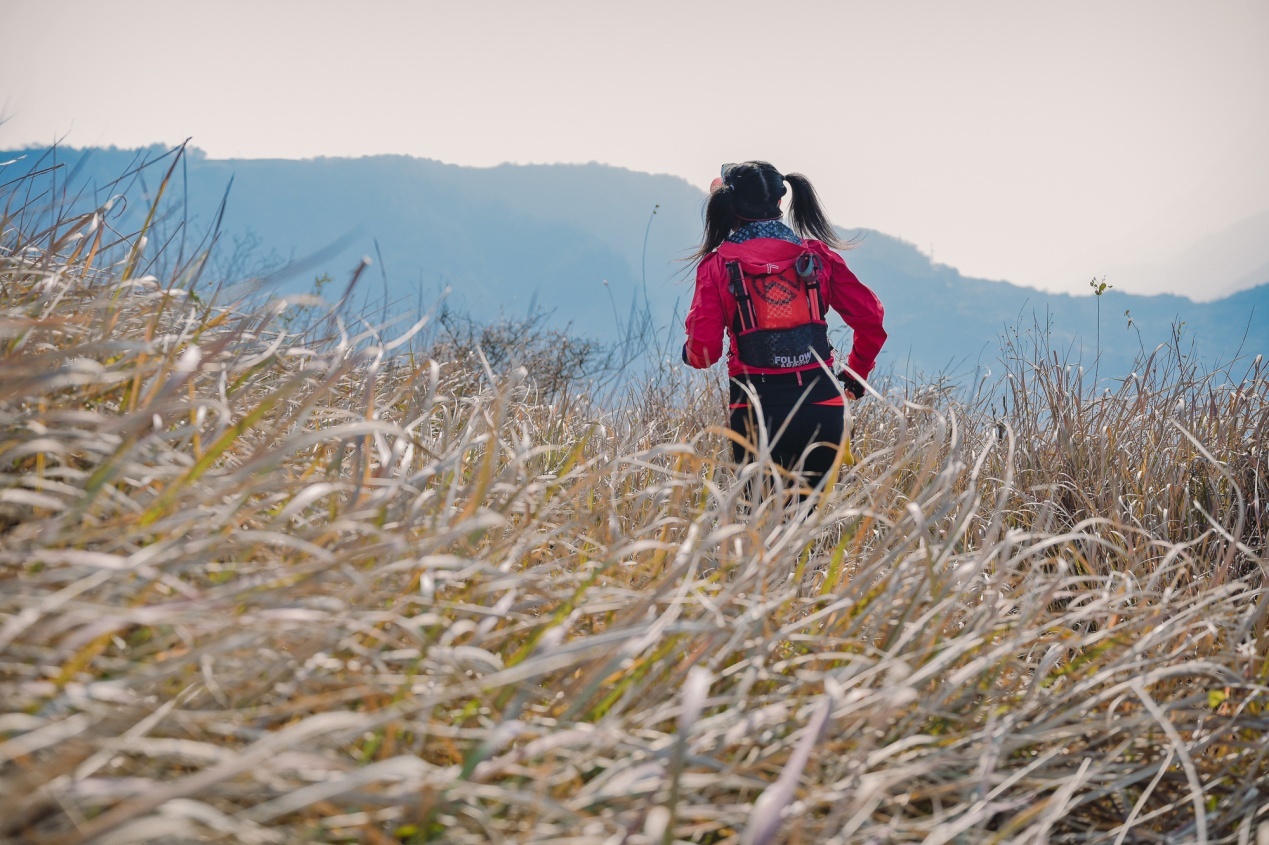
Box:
[810,242,887,380]
[683,256,728,368]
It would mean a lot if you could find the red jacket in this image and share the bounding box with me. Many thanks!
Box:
[684,238,887,379]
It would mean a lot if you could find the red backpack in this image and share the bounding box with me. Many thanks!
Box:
[727,252,832,370]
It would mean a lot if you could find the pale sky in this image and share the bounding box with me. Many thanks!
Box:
[3,0,1267,300]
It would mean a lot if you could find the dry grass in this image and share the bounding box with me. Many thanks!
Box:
[1,157,1267,844]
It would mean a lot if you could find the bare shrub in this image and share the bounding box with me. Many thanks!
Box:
[428,305,615,401]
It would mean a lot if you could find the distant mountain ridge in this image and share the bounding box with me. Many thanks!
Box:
[3,144,1265,382]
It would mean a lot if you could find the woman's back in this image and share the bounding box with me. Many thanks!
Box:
[682,161,887,495]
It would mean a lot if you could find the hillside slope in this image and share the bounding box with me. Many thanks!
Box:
[3,145,1265,381]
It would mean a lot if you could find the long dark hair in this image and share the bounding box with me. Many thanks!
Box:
[690,161,845,261]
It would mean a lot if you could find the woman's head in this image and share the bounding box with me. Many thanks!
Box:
[693,160,844,260]
[721,161,787,221]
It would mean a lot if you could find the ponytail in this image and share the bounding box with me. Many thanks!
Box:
[785,172,846,249]
[690,185,737,262]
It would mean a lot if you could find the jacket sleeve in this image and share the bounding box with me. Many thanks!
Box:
[683,256,727,369]
[812,242,887,380]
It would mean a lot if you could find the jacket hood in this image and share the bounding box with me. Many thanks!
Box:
[716,238,808,262]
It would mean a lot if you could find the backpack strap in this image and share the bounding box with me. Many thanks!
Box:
[726,261,757,332]
[796,253,824,321]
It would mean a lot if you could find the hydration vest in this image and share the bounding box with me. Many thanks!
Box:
[727,252,832,370]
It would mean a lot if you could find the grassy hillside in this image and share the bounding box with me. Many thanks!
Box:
[1,159,1267,844]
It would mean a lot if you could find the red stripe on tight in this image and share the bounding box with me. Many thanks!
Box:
[730,398,842,409]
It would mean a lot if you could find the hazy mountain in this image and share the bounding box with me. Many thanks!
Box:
[841,229,1267,381]
[0,145,700,326]
[3,145,1266,383]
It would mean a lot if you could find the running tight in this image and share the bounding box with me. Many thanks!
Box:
[728,401,846,492]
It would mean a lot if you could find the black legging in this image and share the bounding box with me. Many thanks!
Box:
[729,401,846,490]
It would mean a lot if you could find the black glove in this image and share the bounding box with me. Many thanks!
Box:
[837,371,865,400]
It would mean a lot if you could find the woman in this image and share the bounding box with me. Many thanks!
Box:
[683,161,886,494]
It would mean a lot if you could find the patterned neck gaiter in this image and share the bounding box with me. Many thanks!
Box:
[726,219,804,246]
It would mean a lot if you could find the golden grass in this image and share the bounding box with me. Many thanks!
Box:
[1,156,1266,844]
